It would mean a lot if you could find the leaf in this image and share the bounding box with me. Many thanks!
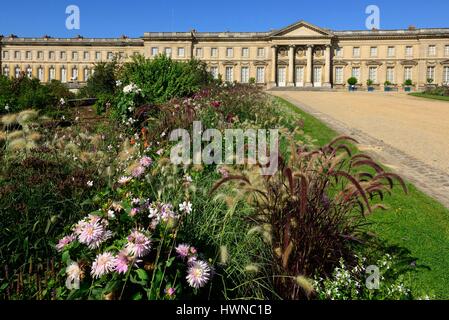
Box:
[136,269,148,282]
[132,292,143,300]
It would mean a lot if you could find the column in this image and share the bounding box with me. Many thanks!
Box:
[323,45,332,87]
[305,45,314,87]
[270,45,277,87]
[288,45,295,86]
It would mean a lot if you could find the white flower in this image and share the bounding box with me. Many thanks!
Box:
[91,252,116,278]
[66,261,82,286]
[75,117,79,121]
[87,181,94,187]
[118,176,132,184]
[60,98,66,105]
[4,104,10,111]
[116,80,122,87]
[179,201,193,214]
[123,83,142,94]
[107,210,116,219]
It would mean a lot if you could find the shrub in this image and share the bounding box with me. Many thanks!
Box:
[93,93,114,115]
[367,79,374,86]
[384,81,392,86]
[78,60,119,98]
[404,79,413,86]
[212,136,407,299]
[347,77,358,86]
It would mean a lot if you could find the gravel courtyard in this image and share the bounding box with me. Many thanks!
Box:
[272,91,449,208]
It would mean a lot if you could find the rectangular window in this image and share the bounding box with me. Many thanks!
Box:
[225,66,233,82]
[256,67,265,83]
[164,47,172,57]
[386,67,395,83]
[351,67,360,81]
[370,47,378,57]
[3,65,9,76]
[405,46,413,57]
[210,66,219,79]
[353,47,360,58]
[107,52,114,60]
[38,68,44,81]
[445,45,449,57]
[151,47,159,57]
[2,51,9,59]
[211,48,218,58]
[84,51,90,60]
[335,47,343,57]
[26,51,32,60]
[242,48,249,58]
[72,51,78,60]
[257,48,265,58]
[60,51,66,60]
[95,52,101,60]
[195,47,203,57]
[387,46,395,57]
[178,47,185,57]
[37,51,44,59]
[443,66,449,84]
[14,51,21,59]
[427,66,435,80]
[335,67,344,84]
[240,67,249,83]
[369,67,378,82]
[404,67,412,81]
[50,68,55,80]
[49,51,55,60]
[428,45,436,56]
[72,67,78,81]
[226,48,234,58]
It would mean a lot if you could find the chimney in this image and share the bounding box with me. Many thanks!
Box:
[408,25,416,31]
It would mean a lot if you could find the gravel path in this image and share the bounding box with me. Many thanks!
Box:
[272,91,449,209]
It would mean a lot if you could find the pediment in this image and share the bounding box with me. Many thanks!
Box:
[440,60,449,65]
[271,20,333,37]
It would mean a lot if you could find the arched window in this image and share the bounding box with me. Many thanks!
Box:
[15,66,21,78]
[3,65,9,77]
[49,67,56,81]
[84,67,90,81]
[71,67,78,81]
[61,67,67,83]
[26,66,33,78]
[38,67,44,82]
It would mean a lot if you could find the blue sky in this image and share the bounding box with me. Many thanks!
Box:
[1,0,448,38]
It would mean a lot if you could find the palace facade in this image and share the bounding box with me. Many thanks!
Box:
[1,20,449,89]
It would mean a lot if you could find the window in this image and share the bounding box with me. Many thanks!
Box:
[257,48,265,58]
[151,47,159,57]
[335,47,343,57]
[351,67,360,81]
[386,67,395,83]
[445,45,449,57]
[37,51,43,59]
[119,52,126,59]
[387,46,395,57]
[444,66,449,84]
[335,67,344,84]
[178,47,185,57]
[427,66,435,81]
[210,66,219,79]
[353,47,360,57]
[240,66,249,83]
[84,51,90,60]
[72,51,78,60]
[95,52,101,60]
[61,67,67,83]
[225,66,233,82]
[405,46,413,57]
[15,66,21,78]
[49,51,55,60]
[60,51,66,60]
[14,51,21,60]
[38,67,44,81]
[226,48,234,58]
[404,67,412,81]
[242,48,249,58]
[256,67,265,83]
[2,51,9,59]
[211,48,218,58]
[49,67,55,81]
[428,45,436,56]
[369,67,377,82]
[164,47,172,57]
[3,65,10,76]
[84,68,90,81]
[370,47,378,57]
[26,66,32,78]
[195,47,203,57]
[107,52,114,60]
[71,67,78,81]
[26,51,32,60]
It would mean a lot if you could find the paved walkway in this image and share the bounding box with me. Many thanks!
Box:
[272,91,449,208]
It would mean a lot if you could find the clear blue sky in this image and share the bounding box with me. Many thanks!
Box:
[1,0,448,38]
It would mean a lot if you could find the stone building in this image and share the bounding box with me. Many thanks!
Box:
[1,20,449,89]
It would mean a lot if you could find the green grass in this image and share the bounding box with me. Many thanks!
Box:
[409,92,449,102]
[277,96,449,299]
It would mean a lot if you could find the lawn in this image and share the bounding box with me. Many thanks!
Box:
[276,96,449,299]
[409,92,449,102]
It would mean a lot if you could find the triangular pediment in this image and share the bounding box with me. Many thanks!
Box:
[271,20,333,37]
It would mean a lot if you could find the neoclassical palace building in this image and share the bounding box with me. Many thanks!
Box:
[1,20,449,89]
